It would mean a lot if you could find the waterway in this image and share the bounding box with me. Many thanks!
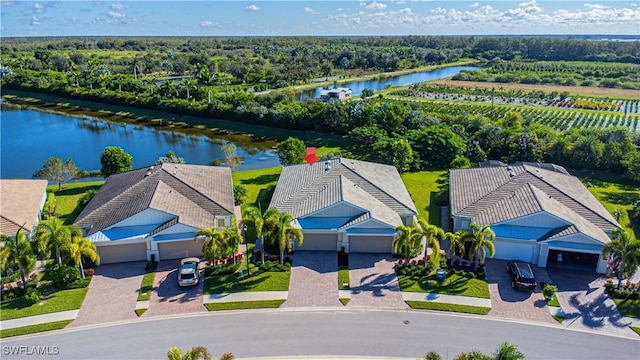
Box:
[300,65,481,100]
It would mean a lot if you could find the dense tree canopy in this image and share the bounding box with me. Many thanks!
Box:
[100,146,134,177]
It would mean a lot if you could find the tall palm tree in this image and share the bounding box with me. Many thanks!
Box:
[416,219,444,268]
[393,225,422,263]
[67,235,100,279]
[1,226,35,290]
[445,231,465,264]
[36,217,72,266]
[602,228,640,289]
[180,78,197,99]
[195,227,225,267]
[264,211,303,264]
[242,207,280,257]
[459,223,496,271]
[216,227,241,264]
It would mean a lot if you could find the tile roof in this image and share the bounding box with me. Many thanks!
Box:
[0,179,48,234]
[450,163,620,244]
[74,163,234,235]
[269,158,416,225]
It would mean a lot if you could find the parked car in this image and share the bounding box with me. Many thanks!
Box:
[178,257,200,287]
[506,261,537,291]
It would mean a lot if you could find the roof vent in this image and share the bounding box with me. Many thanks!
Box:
[149,165,154,170]
[506,166,512,171]
[145,170,151,177]
[509,171,516,177]
[325,163,331,171]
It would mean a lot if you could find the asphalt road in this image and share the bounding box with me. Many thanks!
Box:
[2,309,638,360]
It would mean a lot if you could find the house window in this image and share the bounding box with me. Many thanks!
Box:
[217,218,225,227]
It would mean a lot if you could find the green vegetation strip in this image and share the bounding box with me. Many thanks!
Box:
[398,274,490,299]
[46,181,104,224]
[405,301,491,315]
[0,320,72,338]
[204,300,285,311]
[0,288,88,321]
[552,315,565,324]
[630,326,640,336]
[613,298,640,319]
[135,308,147,317]
[137,271,156,301]
[401,171,447,226]
[339,298,350,306]
[338,265,349,290]
[204,271,290,294]
[547,294,560,307]
[233,166,282,207]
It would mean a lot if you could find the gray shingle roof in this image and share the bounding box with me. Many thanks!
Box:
[270,158,416,224]
[74,163,234,235]
[450,163,620,244]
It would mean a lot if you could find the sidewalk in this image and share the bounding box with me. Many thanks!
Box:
[0,310,79,330]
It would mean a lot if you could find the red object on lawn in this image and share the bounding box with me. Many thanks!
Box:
[305,147,317,166]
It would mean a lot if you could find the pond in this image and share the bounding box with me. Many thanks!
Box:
[0,108,280,179]
[300,65,482,100]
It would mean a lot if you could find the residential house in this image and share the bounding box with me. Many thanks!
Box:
[0,179,48,238]
[74,163,235,264]
[319,87,352,102]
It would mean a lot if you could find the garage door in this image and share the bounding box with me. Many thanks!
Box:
[493,239,535,263]
[296,233,337,251]
[350,236,393,253]
[97,243,147,264]
[158,239,204,260]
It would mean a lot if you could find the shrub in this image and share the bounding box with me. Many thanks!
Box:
[47,264,81,289]
[84,268,95,277]
[542,283,558,300]
[24,288,41,305]
[145,261,158,272]
[259,260,290,272]
[205,263,241,277]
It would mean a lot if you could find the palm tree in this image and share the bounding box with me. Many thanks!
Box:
[242,207,280,257]
[602,228,640,289]
[216,227,241,264]
[459,223,496,271]
[264,211,303,264]
[445,231,465,264]
[67,235,100,279]
[492,341,525,360]
[195,227,225,267]
[180,78,197,99]
[36,217,72,266]
[393,225,422,263]
[612,209,625,223]
[416,219,444,268]
[0,226,35,290]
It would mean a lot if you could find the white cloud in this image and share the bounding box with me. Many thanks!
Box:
[305,7,318,15]
[108,11,125,19]
[470,2,480,8]
[362,1,387,11]
[200,20,217,27]
[584,3,610,10]
[1,1,16,6]
[245,4,260,12]
[34,3,45,13]
[31,15,41,26]
[110,3,128,10]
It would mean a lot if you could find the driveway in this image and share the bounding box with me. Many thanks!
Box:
[485,259,557,325]
[69,261,145,328]
[546,267,637,336]
[347,254,407,309]
[143,259,206,317]
[283,251,341,307]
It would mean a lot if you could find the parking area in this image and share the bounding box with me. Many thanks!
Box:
[485,259,557,324]
[347,254,407,309]
[283,251,341,307]
[69,261,145,328]
[143,259,206,317]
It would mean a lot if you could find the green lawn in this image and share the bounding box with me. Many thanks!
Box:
[339,298,350,306]
[0,320,72,338]
[204,300,285,311]
[631,326,640,336]
[547,294,560,307]
[552,315,565,323]
[233,166,282,208]
[46,181,104,224]
[338,265,350,290]
[398,274,490,299]
[0,287,88,320]
[137,271,156,302]
[135,308,147,317]
[405,301,491,315]
[613,298,640,319]
[203,271,290,294]
[401,171,448,226]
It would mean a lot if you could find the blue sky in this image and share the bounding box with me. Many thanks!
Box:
[1,1,639,37]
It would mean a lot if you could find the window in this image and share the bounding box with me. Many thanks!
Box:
[217,218,225,227]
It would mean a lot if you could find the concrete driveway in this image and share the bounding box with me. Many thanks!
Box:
[485,259,557,325]
[69,261,146,328]
[283,251,341,307]
[347,254,407,309]
[143,259,206,317]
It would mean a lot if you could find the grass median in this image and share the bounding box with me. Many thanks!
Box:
[398,274,490,299]
[0,320,73,338]
[405,301,491,315]
[204,300,285,311]
[613,298,640,319]
[204,271,290,294]
[0,287,88,321]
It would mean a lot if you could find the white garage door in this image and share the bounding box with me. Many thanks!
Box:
[158,239,204,260]
[97,243,147,264]
[296,233,337,251]
[493,239,535,263]
[350,236,393,253]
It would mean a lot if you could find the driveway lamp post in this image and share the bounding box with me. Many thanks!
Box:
[243,224,250,276]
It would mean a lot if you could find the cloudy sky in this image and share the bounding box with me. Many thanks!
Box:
[1,1,639,37]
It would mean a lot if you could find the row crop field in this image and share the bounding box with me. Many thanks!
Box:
[390,96,640,132]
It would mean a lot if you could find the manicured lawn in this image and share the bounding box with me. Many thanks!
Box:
[631,326,640,336]
[233,166,282,208]
[613,298,640,319]
[547,294,560,307]
[0,320,72,338]
[401,170,448,226]
[405,301,491,315]
[338,265,350,290]
[339,298,350,306]
[135,308,147,317]
[47,181,104,224]
[203,271,290,294]
[398,274,490,299]
[137,271,156,302]
[204,300,285,311]
[552,315,565,323]
[0,287,88,321]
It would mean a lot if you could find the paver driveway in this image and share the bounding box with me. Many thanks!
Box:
[283,251,341,307]
[143,259,206,317]
[69,261,145,328]
[486,259,557,325]
[347,254,406,309]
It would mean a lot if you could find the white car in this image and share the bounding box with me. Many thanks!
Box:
[178,257,200,287]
